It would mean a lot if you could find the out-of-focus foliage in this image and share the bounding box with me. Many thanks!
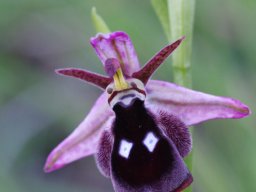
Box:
[0,0,255,192]
[151,0,170,41]
[91,7,111,33]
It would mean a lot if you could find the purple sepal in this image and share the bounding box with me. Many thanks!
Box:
[146,80,250,126]
[90,32,140,76]
[44,93,114,173]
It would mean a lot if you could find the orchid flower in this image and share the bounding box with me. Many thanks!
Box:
[44,31,250,192]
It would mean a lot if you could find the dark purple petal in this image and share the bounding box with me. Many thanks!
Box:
[56,68,112,89]
[90,32,140,76]
[133,37,185,84]
[156,111,192,157]
[44,93,114,173]
[146,80,250,126]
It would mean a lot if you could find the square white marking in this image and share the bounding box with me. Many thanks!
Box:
[143,132,158,152]
[119,139,133,159]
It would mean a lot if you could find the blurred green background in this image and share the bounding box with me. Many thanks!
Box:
[0,0,255,191]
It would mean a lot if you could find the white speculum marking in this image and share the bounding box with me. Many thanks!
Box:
[119,139,133,159]
[109,89,145,108]
[143,132,159,152]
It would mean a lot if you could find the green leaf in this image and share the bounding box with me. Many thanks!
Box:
[151,0,170,41]
[91,7,111,33]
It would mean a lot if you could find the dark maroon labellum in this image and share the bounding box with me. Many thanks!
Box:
[110,99,192,191]
[112,99,174,187]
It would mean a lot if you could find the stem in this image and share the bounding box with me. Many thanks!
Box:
[167,0,195,192]
[167,0,194,88]
[172,66,192,87]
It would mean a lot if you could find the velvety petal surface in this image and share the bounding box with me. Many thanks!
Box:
[156,111,192,157]
[44,92,114,172]
[90,31,140,76]
[111,137,192,192]
[146,80,250,126]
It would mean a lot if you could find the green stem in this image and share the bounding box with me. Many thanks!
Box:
[167,1,195,192]
[172,66,192,88]
[167,0,194,88]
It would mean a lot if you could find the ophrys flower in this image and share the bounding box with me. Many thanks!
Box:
[44,31,250,192]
